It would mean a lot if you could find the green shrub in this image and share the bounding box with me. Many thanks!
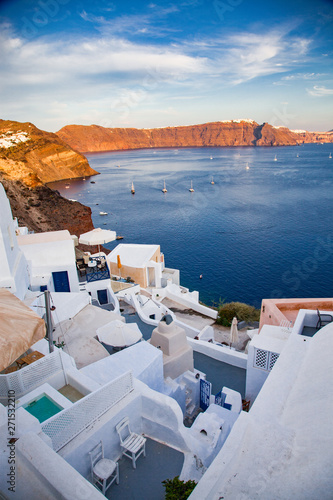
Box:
[217,301,260,326]
[162,476,197,500]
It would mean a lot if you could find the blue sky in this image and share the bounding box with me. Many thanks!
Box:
[0,0,332,132]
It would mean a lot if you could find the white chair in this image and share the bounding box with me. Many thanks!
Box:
[116,417,146,469]
[89,441,119,495]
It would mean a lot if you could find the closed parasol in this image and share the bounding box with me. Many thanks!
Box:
[230,316,239,346]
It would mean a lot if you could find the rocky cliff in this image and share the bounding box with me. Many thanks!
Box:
[0,174,94,235]
[56,120,333,153]
[0,119,98,187]
[0,119,97,235]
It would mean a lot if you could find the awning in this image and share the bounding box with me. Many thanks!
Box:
[0,289,46,371]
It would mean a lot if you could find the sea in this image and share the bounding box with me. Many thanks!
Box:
[49,144,333,309]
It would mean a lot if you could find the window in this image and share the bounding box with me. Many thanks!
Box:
[254,348,279,371]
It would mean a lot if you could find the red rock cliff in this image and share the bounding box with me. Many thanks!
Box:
[0,119,98,186]
[0,119,98,236]
[56,120,333,153]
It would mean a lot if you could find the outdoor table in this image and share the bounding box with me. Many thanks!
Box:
[19,351,44,366]
[88,260,97,268]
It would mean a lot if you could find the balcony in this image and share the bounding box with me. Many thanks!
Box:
[77,257,110,284]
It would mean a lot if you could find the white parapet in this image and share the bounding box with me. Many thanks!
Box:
[153,283,218,320]
[13,432,105,499]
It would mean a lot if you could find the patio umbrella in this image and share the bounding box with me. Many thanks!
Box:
[230,317,239,346]
[79,228,116,255]
[96,320,142,347]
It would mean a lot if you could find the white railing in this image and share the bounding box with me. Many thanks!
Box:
[280,320,293,333]
[42,371,133,452]
[0,350,64,403]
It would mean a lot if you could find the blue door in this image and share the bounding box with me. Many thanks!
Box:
[97,289,108,305]
[52,271,70,292]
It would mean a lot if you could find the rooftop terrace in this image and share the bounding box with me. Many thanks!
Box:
[105,438,184,500]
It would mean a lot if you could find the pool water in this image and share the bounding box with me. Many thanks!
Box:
[24,394,63,423]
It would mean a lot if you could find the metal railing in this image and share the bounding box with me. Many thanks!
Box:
[86,266,110,282]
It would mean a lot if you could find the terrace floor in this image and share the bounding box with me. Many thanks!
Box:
[104,438,184,500]
[193,351,246,397]
[301,326,318,337]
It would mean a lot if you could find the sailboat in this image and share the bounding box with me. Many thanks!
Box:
[211,176,215,185]
[131,182,135,194]
[329,153,332,159]
[189,180,194,192]
[162,180,167,193]
[245,163,250,170]
[274,155,277,161]
[296,153,299,158]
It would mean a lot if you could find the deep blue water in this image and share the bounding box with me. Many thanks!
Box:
[49,144,333,308]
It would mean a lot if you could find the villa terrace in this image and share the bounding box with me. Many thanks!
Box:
[76,255,110,283]
[0,347,196,498]
[259,298,333,331]
[1,293,333,498]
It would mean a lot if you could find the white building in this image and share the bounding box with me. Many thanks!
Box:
[189,322,333,500]
[107,243,180,289]
[0,183,117,311]
[0,183,29,300]
[107,243,164,288]
[17,230,80,293]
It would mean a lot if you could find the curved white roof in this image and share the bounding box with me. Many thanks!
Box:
[107,244,160,268]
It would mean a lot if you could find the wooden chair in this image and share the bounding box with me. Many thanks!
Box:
[89,441,119,495]
[77,263,86,277]
[116,417,146,469]
[3,366,18,374]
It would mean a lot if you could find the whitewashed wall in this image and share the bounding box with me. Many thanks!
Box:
[0,183,29,299]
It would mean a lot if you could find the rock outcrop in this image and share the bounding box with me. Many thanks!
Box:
[0,119,98,236]
[0,119,98,186]
[56,120,333,153]
[0,174,94,236]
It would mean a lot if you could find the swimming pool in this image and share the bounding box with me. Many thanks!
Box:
[17,383,73,423]
[24,395,63,423]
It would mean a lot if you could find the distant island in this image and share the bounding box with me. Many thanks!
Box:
[56,119,333,153]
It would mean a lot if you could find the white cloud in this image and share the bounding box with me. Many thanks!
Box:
[0,29,206,90]
[0,21,318,130]
[79,7,180,38]
[207,31,312,85]
[306,85,333,97]
[283,73,325,81]
[273,72,326,85]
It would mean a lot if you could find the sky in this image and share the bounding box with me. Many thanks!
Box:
[0,0,332,132]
